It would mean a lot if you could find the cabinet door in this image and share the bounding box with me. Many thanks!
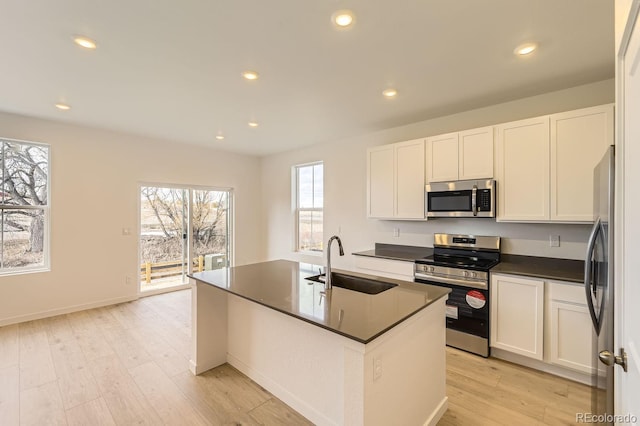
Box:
[548,300,592,374]
[367,145,395,218]
[459,126,494,180]
[550,104,614,222]
[395,139,425,218]
[426,132,459,182]
[490,274,544,360]
[496,116,550,221]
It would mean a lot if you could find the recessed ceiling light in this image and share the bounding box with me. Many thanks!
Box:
[55,103,71,111]
[248,121,259,128]
[514,42,537,56]
[332,10,355,28]
[242,71,259,81]
[215,135,225,140]
[382,88,398,98]
[73,35,97,50]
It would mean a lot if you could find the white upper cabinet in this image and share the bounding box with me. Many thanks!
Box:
[395,139,427,218]
[550,104,614,222]
[426,127,493,182]
[426,132,459,182]
[496,116,551,221]
[367,139,425,219]
[496,104,614,223]
[458,126,495,180]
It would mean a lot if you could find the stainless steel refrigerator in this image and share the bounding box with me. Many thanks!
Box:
[584,145,615,423]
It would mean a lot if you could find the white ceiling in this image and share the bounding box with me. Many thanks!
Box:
[0,0,614,157]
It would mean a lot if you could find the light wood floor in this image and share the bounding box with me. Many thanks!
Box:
[0,289,589,425]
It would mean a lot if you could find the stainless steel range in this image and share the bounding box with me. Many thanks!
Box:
[414,233,501,357]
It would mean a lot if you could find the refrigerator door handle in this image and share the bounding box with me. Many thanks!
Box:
[584,217,601,332]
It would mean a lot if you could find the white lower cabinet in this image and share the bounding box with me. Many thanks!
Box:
[491,273,593,377]
[490,274,544,360]
[545,281,593,374]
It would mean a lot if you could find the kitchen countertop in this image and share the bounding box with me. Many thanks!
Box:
[491,254,584,283]
[189,259,450,344]
[353,243,584,284]
[352,243,434,262]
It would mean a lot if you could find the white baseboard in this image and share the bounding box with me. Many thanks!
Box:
[227,352,334,426]
[0,294,138,327]
[491,348,591,385]
[425,397,448,426]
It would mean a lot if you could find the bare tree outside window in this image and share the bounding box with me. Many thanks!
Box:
[139,186,230,290]
[0,139,49,271]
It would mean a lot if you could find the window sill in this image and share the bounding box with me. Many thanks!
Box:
[0,266,50,277]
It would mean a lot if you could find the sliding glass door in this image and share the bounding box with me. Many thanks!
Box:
[139,185,232,293]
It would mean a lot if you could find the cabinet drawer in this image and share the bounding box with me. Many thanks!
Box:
[547,280,585,304]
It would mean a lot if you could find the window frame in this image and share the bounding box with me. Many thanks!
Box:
[0,137,51,276]
[294,161,323,254]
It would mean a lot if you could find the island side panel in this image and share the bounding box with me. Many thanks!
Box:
[226,293,353,426]
[190,279,228,375]
[361,298,448,426]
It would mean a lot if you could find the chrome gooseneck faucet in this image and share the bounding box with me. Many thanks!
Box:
[325,235,344,290]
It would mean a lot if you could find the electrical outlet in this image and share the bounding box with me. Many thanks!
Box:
[549,235,560,247]
[373,358,382,380]
[393,228,400,238]
[125,275,132,285]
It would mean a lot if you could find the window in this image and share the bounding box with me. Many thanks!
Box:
[295,162,323,252]
[0,138,50,273]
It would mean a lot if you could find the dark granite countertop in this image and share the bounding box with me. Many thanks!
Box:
[491,254,584,284]
[352,243,434,262]
[189,259,450,344]
[352,243,584,284]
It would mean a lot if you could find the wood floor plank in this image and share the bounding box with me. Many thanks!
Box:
[0,366,20,426]
[89,354,163,425]
[85,307,121,331]
[19,380,66,426]
[127,326,189,377]
[100,326,152,370]
[129,361,210,426]
[45,315,75,345]
[170,370,260,425]
[0,324,19,369]
[248,398,314,426]
[18,322,57,391]
[65,397,116,426]
[50,340,100,410]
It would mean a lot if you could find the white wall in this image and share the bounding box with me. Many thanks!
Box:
[260,79,615,269]
[0,111,262,325]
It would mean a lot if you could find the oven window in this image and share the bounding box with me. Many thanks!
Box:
[429,191,472,211]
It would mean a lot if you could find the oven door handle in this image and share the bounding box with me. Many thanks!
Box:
[472,185,478,216]
[414,272,488,290]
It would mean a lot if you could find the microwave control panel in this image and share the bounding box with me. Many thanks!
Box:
[477,189,491,211]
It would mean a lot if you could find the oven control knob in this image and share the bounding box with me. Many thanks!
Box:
[471,272,477,278]
[463,271,469,277]
[428,266,435,273]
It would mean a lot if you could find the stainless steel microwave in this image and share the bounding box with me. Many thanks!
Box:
[425,179,496,218]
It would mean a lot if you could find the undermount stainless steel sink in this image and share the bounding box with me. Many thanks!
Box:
[305,272,397,295]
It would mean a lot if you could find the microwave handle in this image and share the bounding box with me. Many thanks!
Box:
[472,185,478,216]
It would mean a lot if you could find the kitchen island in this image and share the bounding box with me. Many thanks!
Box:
[189,260,450,426]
